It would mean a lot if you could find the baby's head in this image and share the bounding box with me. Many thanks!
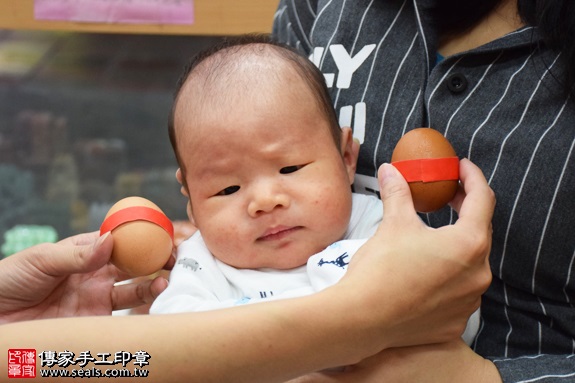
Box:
[169,34,357,269]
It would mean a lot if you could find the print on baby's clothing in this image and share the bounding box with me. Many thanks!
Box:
[178,258,201,271]
[317,252,349,269]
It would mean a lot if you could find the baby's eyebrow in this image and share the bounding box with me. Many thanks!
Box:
[194,159,235,179]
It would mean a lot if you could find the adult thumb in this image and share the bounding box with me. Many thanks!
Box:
[47,232,114,277]
[377,163,417,220]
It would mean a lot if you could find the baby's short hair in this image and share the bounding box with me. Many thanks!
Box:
[168,34,341,172]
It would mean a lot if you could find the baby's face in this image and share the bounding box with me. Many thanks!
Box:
[175,68,356,269]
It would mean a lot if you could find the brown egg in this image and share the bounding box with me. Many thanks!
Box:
[101,196,173,277]
[391,128,459,213]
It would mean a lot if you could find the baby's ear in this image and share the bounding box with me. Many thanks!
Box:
[186,200,196,226]
[176,168,196,227]
[340,126,358,184]
[175,168,190,198]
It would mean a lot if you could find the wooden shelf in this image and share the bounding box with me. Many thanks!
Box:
[0,0,278,35]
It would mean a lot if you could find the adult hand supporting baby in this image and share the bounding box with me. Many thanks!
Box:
[0,231,169,324]
[335,158,494,355]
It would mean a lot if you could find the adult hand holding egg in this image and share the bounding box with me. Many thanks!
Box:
[0,231,169,324]
[100,196,175,277]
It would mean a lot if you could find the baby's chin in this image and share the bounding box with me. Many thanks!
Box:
[229,258,308,270]
[213,231,342,269]
[211,248,309,270]
[229,246,329,270]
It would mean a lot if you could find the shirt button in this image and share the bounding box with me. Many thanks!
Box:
[446,73,468,93]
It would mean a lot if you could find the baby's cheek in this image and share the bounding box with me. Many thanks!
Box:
[317,189,352,230]
[201,216,240,249]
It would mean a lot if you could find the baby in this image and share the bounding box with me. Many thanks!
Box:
[150,33,381,312]
[149,34,478,345]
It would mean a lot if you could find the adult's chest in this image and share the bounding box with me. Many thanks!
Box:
[423,47,575,302]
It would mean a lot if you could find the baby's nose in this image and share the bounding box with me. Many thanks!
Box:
[247,182,290,217]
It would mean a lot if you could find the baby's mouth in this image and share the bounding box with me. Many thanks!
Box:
[258,226,303,241]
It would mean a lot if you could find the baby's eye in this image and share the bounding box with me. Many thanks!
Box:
[216,185,240,196]
[280,165,303,174]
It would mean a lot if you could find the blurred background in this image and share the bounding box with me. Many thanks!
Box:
[0,30,226,257]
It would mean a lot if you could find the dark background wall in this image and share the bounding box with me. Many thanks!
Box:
[0,30,223,256]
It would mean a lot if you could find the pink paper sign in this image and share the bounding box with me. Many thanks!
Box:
[34,0,194,25]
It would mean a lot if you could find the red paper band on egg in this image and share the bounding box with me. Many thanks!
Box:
[100,206,174,241]
[392,157,459,183]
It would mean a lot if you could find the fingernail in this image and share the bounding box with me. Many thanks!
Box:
[353,138,361,145]
[158,277,169,290]
[95,232,110,248]
[379,163,398,179]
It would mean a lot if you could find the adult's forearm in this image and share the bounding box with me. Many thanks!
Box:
[0,289,374,383]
